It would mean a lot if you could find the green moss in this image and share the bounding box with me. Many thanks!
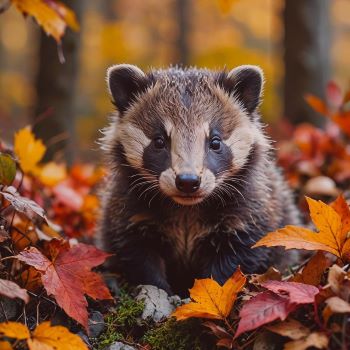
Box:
[142,318,203,350]
[95,291,144,350]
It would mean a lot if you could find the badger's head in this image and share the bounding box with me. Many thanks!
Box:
[105,64,269,206]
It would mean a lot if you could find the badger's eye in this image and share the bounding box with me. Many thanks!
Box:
[154,137,165,149]
[209,136,221,151]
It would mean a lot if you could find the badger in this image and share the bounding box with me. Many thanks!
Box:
[98,64,300,296]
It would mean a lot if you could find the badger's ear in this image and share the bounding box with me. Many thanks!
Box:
[107,64,149,113]
[217,65,264,113]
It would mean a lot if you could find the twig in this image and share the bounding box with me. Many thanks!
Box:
[0,300,8,321]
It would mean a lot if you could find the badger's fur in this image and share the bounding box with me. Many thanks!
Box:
[97,64,300,296]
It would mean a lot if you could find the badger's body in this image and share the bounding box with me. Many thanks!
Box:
[98,64,300,296]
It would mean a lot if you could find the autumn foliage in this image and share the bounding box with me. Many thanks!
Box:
[1,5,350,346]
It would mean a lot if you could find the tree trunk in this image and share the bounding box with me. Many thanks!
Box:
[32,1,84,164]
[174,0,190,65]
[283,0,330,126]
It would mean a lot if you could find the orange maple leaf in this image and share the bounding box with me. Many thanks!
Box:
[0,321,87,350]
[172,268,246,321]
[11,0,79,42]
[253,195,350,262]
[17,240,113,332]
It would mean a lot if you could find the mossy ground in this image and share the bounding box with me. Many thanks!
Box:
[92,288,215,350]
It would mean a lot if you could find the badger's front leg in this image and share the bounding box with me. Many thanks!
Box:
[102,224,171,293]
[193,231,272,285]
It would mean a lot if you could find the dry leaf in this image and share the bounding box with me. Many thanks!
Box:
[322,296,350,324]
[17,240,112,331]
[1,186,47,226]
[284,332,328,350]
[250,267,282,284]
[0,279,29,303]
[235,282,318,338]
[11,0,79,42]
[292,252,330,286]
[0,341,12,350]
[254,196,350,262]
[13,127,45,175]
[265,319,310,340]
[27,322,87,350]
[172,268,246,321]
[0,322,30,340]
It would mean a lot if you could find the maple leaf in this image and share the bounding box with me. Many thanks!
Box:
[172,268,246,321]
[235,281,319,338]
[0,279,29,303]
[11,0,79,42]
[253,195,350,262]
[17,240,112,332]
[14,127,46,175]
[27,321,87,350]
[0,153,16,186]
[292,252,330,286]
[0,321,87,350]
[0,322,30,339]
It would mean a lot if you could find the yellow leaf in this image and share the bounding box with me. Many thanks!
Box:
[254,195,350,261]
[172,268,246,321]
[0,322,30,340]
[0,341,13,350]
[11,0,79,42]
[14,127,46,174]
[38,162,67,187]
[27,322,88,350]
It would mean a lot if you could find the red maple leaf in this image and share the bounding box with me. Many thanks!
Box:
[235,281,319,338]
[17,239,113,332]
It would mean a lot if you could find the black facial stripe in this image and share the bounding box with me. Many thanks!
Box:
[205,138,233,176]
[143,144,171,176]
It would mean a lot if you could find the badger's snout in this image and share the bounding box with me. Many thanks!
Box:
[175,174,201,194]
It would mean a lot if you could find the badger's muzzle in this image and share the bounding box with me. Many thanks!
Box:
[175,174,201,194]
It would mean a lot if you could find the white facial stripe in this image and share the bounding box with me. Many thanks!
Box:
[119,124,151,167]
[164,119,173,137]
[171,127,206,175]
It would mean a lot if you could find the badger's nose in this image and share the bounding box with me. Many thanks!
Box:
[175,174,201,194]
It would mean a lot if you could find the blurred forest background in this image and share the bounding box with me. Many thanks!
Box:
[0,0,349,164]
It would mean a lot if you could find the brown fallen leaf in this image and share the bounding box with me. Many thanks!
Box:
[322,296,350,324]
[172,268,246,321]
[254,196,350,262]
[0,279,29,303]
[284,332,328,350]
[250,267,282,284]
[292,252,330,286]
[265,318,310,340]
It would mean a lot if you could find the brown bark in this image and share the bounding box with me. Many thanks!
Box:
[32,1,84,164]
[174,0,190,65]
[283,0,330,126]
